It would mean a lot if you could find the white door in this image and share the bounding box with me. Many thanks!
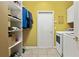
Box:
[74,2,79,40]
[74,2,79,41]
[74,2,79,57]
[37,11,54,48]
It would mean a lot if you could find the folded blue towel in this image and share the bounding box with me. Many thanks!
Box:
[22,7,28,29]
[22,7,33,29]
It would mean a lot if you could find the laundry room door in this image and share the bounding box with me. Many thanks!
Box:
[37,11,54,48]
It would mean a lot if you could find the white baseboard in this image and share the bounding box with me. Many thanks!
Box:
[23,46,56,49]
[23,46,37,49]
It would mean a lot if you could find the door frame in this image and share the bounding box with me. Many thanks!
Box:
[37,11,54,48]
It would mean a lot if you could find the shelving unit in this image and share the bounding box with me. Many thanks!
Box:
[8,1,22,57]
[8,1,21,11]
[0,1,22,57]
[9,40,22,49]
[8,28,21,32]
[8,16,21,22]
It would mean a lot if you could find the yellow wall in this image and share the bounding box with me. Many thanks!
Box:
[23,1,73,46]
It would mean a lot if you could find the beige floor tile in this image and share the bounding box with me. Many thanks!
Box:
[38,48,48,55]
[23,54,33,57]
[23,49,33,57]
[23,48,60,57]
[47,54,58,57]
[32,50,39,54]
[47,49,57,54]
[24,51,33,55]
[32,54,39,57]
[32,48,39,57]
[38,54,48,57]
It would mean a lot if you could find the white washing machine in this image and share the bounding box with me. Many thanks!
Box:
[56,31,74,56]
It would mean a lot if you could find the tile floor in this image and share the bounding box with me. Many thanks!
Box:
[22,48,60,57]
